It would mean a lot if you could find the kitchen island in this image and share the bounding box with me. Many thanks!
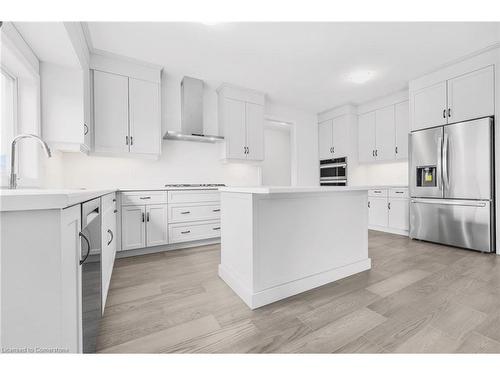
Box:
[218,186,371,309]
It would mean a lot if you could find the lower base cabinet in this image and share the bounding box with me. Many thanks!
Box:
[120,189,221,253]
[368,188,409,235]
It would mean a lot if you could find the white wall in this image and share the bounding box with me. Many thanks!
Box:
[349,160,408,186]
[42,70,318,189]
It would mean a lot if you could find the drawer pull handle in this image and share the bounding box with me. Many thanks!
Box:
[181,230,191,234]
[395,191,404,194]
[212,209,221,212]
[113,209,118,213]
[213,227,221,230]
[140,197,151,200]
[181,211,191,214]
[374,191,382,193]
[112,198,116,202]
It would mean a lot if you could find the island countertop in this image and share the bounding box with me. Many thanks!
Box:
[218,186,371,194]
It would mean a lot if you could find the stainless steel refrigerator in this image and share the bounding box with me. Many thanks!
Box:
[409,117,494,252]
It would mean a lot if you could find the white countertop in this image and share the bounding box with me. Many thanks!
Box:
[219,186,371,194]
[0,186,224,211]
[0,188,117,212]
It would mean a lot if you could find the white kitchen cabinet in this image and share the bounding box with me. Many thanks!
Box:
[121,205,146,251]
[145,204,168,247]
[245,102,265,161]
[101,193,117,311]
[318,119,333,160]
[446,65,494,124]
[411,81,447,131]
[358,111,376,162]
[129,77,161,155]
[332,115,350,158]
[368,196,388,227]
[375,106,395,161]
[388,198,409,231]
[410,65,495,131]
[368,188,409,235]
[222,97,247,160]
[394,101,409,160]
[83,66,92,150]
[91,53,162,158]
[93,70,130,154]
[218,84,265,161]
[318,115,351,160]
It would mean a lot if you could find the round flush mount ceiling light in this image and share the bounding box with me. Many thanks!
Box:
[346,70,376,84]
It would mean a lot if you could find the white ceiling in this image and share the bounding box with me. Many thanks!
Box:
[86,22,500,113]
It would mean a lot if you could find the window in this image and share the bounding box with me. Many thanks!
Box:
[1,67,17,176]
[1,22,41,187]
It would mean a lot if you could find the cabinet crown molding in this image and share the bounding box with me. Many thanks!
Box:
[217,83,266,106]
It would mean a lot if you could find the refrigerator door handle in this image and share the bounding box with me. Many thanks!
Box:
[437,136,442,191]
[411,198,487,208]
[442,132,450,190]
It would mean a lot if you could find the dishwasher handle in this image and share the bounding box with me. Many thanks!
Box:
[79,232,91,265]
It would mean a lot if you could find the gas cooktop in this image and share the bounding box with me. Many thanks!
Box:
[164,184,226,188]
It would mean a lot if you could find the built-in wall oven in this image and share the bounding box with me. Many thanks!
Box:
[79,198,102,353]
[320,157,347,186]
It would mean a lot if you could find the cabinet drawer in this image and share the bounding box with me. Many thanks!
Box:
[102,192,117,212]
[368,189,388,197]
[121,191,168,205]
[167,189,220,204]
[169,204,221,223]
[168,220,221,243]
[389,188,409,198]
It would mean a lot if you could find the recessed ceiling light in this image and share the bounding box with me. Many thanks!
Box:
[346,70,376,84]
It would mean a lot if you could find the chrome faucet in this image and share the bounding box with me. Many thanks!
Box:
[9,134,52,189]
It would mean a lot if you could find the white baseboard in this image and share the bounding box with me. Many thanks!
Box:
[117,238,220,258]
[219,258,372,310]
[369,225,409,236]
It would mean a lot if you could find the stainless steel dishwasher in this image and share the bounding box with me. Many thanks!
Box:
[79,198,102,353]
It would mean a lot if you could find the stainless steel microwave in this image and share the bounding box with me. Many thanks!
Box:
[320,157,347,186]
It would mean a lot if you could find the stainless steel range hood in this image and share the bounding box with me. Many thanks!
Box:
[163,76,224,143]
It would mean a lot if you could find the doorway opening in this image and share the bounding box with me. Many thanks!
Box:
[261,119,293,186]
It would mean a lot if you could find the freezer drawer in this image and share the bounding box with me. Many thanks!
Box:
[409,198,492,252]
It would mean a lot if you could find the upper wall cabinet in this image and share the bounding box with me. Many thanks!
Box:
[410,65,494,131]
[358,101,409,163]
[218,85,265,161]
[91,53,162,158]
[40,23,91,153]
[394,101,409,160]
[318,115,351,160]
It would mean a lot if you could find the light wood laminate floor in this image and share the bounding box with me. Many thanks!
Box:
[97,231,500,353]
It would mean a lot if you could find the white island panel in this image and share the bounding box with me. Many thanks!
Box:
[219,188,371,309]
